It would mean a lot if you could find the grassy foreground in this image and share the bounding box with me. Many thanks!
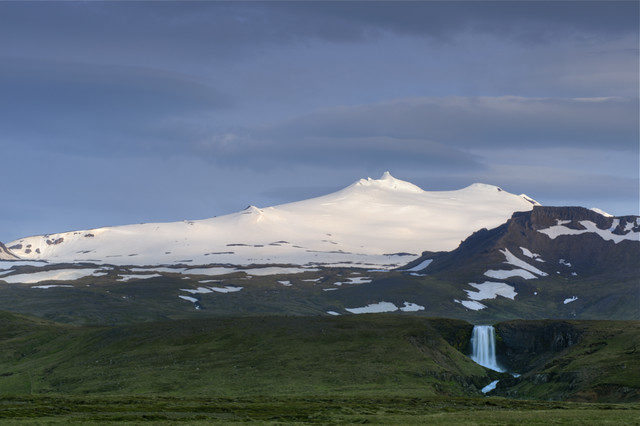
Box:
[0,312,638,424]
[0,312,490,397]
[0,394,638,424]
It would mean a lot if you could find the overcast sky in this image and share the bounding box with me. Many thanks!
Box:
[1,1,638,242]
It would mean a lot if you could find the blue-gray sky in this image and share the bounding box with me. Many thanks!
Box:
[1,1,638,241]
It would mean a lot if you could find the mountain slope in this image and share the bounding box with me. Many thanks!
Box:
[5,172,537,268]
[392,206,640,320]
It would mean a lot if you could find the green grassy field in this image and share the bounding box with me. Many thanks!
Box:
[0,394,638,424]
[0,313,491,397]
[0,312,638,424]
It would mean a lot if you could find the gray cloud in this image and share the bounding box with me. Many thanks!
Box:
[189,132,484,174]
[268,96,638,151]
[0,58,230,156]
[1,1,636,63]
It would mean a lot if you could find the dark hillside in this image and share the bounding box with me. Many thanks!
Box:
[0,312,491,397]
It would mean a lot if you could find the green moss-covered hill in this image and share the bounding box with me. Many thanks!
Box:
[0,312,491,398]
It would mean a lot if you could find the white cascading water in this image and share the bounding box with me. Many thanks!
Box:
[470,325,504,372]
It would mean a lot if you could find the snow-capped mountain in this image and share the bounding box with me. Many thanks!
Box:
[4,172,538,269]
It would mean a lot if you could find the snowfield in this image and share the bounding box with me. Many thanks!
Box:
[500,248,548,277]
[345,301,425,314]
[564,296,578,304]
[0,268,106,284]
[454,299,487,311]
[484,269,537,280]
[5,172,538,269]
[539,219,639,243]
[401,258,433,272]
[464,282,517,301]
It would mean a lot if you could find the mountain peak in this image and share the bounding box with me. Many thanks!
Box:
[353,171,424,193]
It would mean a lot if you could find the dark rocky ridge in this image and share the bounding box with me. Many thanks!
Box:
[421,206,639,278]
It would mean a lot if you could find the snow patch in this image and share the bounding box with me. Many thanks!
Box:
[590,208,613,217]
[0,268,105,284]
[0,260,48,270]
[345,301,398,314]
[31,284,73,289]
[484,269,537,280]
[333,277,372,286]
[243,267,319,276]
[208,286,243,293]
[465,282,517,301]
[520,247,544,262]
[539,220,639,243]
[454,299,487,311]
[399,302,425,312]
[117,274,162,282]
[500,248,548,277]
[563,296,578,304]
[178,295,198,303]
[180,287,214,294]
[130,267,186,274]
[182,267,239,276]
[402,258,433,272]
[277,280,292,286]
[326,311,340,316]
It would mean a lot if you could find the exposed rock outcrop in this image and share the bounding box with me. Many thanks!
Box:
[495,319,583,372]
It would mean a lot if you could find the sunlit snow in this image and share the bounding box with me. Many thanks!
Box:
[0,268,105,284]
[563,296,578,304]
[6,173,538,269]
[539,220,639,243]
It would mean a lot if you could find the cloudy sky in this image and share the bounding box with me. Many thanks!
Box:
[1,1,638,242]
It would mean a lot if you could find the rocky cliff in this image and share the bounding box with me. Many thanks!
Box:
[495,319,583,372]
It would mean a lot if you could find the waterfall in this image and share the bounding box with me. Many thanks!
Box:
[470,325,504,372]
